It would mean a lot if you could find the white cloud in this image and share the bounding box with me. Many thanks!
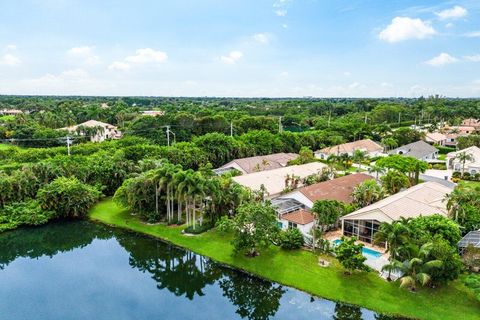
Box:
[6,44,17,50]
[343,71,351,76]
[125,48,168,63]
[379,17,436,43]
[61,68,88,79]
[425,53,458,67]
[465,31,480,38]
[220,51,243,64]
[108,61,131,71]
[252,33,270,44]
[436,6,467,20]
[0,53,21,66]
[275,10,287,16]
[280,71,289,77]
[273,0,290,16]
[445,22,454,28]
[67,46,101,65]
[464,55,480,62]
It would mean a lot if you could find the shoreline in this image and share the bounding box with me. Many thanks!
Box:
[88,199,480,320]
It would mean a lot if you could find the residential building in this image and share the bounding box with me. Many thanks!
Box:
[447,146,480,174]
[0,109,23,115]
[215,153,298,175]
[232,162,326,198]
[59,120,122,143]
[315,139,383,160]
[140,110,165,117]
[388,140,439,161]
[279,209,315,236]
[279,173,373,209]
[461,118,480,131]
[340,182,452,244]
[445,133,461,147]
[425,132,447,146]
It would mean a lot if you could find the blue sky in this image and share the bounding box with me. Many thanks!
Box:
[0,0,479,97]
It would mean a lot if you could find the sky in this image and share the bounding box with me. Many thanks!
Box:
[0,0,479,97]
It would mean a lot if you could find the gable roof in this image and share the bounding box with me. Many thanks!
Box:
[232,162,327,197]
[281,209,314,225]
[447,146,480,165]
[297,173,373,204]
[219,153,298,174]
[388,140,438,159]
[316,139,383,156]
[425,132,446,143]
[341,182,452,223]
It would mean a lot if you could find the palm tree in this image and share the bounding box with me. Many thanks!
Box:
[374,222,410,261]
[381,137,398,152]
[455,151,473,174]
[352,150,367,171]
[369,165,385,181]
[390,243,443,291]
[352,180,384,207]
[445,187,480,222]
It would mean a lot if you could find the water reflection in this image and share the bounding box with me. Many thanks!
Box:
[0,221,404,320]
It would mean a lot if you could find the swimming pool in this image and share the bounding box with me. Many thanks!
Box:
[332,239,383,259]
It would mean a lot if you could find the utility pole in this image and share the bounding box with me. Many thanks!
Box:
[230,122,233,137]
[278,117,283,133]
[66,136,72,156]
[328,109,331,127]
[398,112,401,126]
[166,125,170,146]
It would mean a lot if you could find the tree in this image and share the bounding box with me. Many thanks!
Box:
[231,203,279,257]
[369,165,385,181]
[37,177,101,218]
[381,137,398,152]
[278,228,304,249]
[312,200,345,231]
[455,151,473,174]
[391,243,443,291]
[352,149,367,171]
[376,155,427,184]
[408,214,461,247]
[351,180,384,207]
[381,170,410,194]
[334,236,367,274]
[374,221,410,261]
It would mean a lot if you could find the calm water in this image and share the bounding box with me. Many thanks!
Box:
[0,221,401,320]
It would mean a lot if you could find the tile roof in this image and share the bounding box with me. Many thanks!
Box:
[388,140,438,159]
[425,132,446,143]
[219,153,298,174]
[317,139,383,156]
[341,182,452,223]
[281,209,315,225]
[298,173,373,204]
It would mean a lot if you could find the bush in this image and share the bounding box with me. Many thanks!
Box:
[37,177,102,219]
[184,221,214,234]
[452,171,462,179]
[278,228,304,250]
[0,200,55,232]
[437,146,456,154]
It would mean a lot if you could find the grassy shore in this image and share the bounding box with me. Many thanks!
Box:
[89,199,480,320]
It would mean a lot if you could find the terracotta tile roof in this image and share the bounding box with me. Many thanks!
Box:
[281,209,315,225]
[299,173,373,204]
[317,139,383,156]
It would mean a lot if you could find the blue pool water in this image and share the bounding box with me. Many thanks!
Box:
[332,239,383,259]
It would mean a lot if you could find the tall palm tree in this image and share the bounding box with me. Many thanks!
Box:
[369,165,385,181]
[374,222,410,261]
[455,151,473,174]
[352,150,367,171]
[352,180,384,207]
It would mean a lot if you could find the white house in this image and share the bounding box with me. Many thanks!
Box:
[340,182,452,244]
[59,120,122,143]
[279,209,315,236]
[315,139,384,160]
[447,146,480,175]
[232,162,327,198]
[425,132,447,146]
[388,140,439,161]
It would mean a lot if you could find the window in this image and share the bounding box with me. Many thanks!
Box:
[288,222,298,229]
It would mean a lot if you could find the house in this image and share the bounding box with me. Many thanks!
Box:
[462,118,480,131]
[447,146,480,174]
[278,173,373,209]
[58,120,122,143]
[388,140,439,161]
[215,153,298,175]
[425,132,447,146]
[445,133,461,147]
[140,110,165,117]
[0,109,23,115]
[279,209,315,236]
[232,162,327,198]
[315,139,384,160]
[340,182,452,244]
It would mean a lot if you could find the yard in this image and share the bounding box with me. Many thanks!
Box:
[89,199,480,320]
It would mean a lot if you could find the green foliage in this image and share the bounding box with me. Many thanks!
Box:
[37,177,101,218]
[278,228,304,250]
[376,155,427,183]
[230,203,279,256]
[334,236,367,274]
[464,274,480,302]
[312,200,346,230]
[409,215,461,247]
[351,179,384,207]
[381,170,410,194]
[0,201,55,232]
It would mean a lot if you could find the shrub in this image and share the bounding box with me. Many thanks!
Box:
[452,171,462,179]
[37,177,101,219]
[278,228,304,250]
[184,221,214,234]
[0,200,55,232]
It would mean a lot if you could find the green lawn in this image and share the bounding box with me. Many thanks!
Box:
[0,144,12,150]
[89,199,480,320]
[459,180,480,189]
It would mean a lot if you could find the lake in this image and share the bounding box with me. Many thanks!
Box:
[0,221,402,320]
